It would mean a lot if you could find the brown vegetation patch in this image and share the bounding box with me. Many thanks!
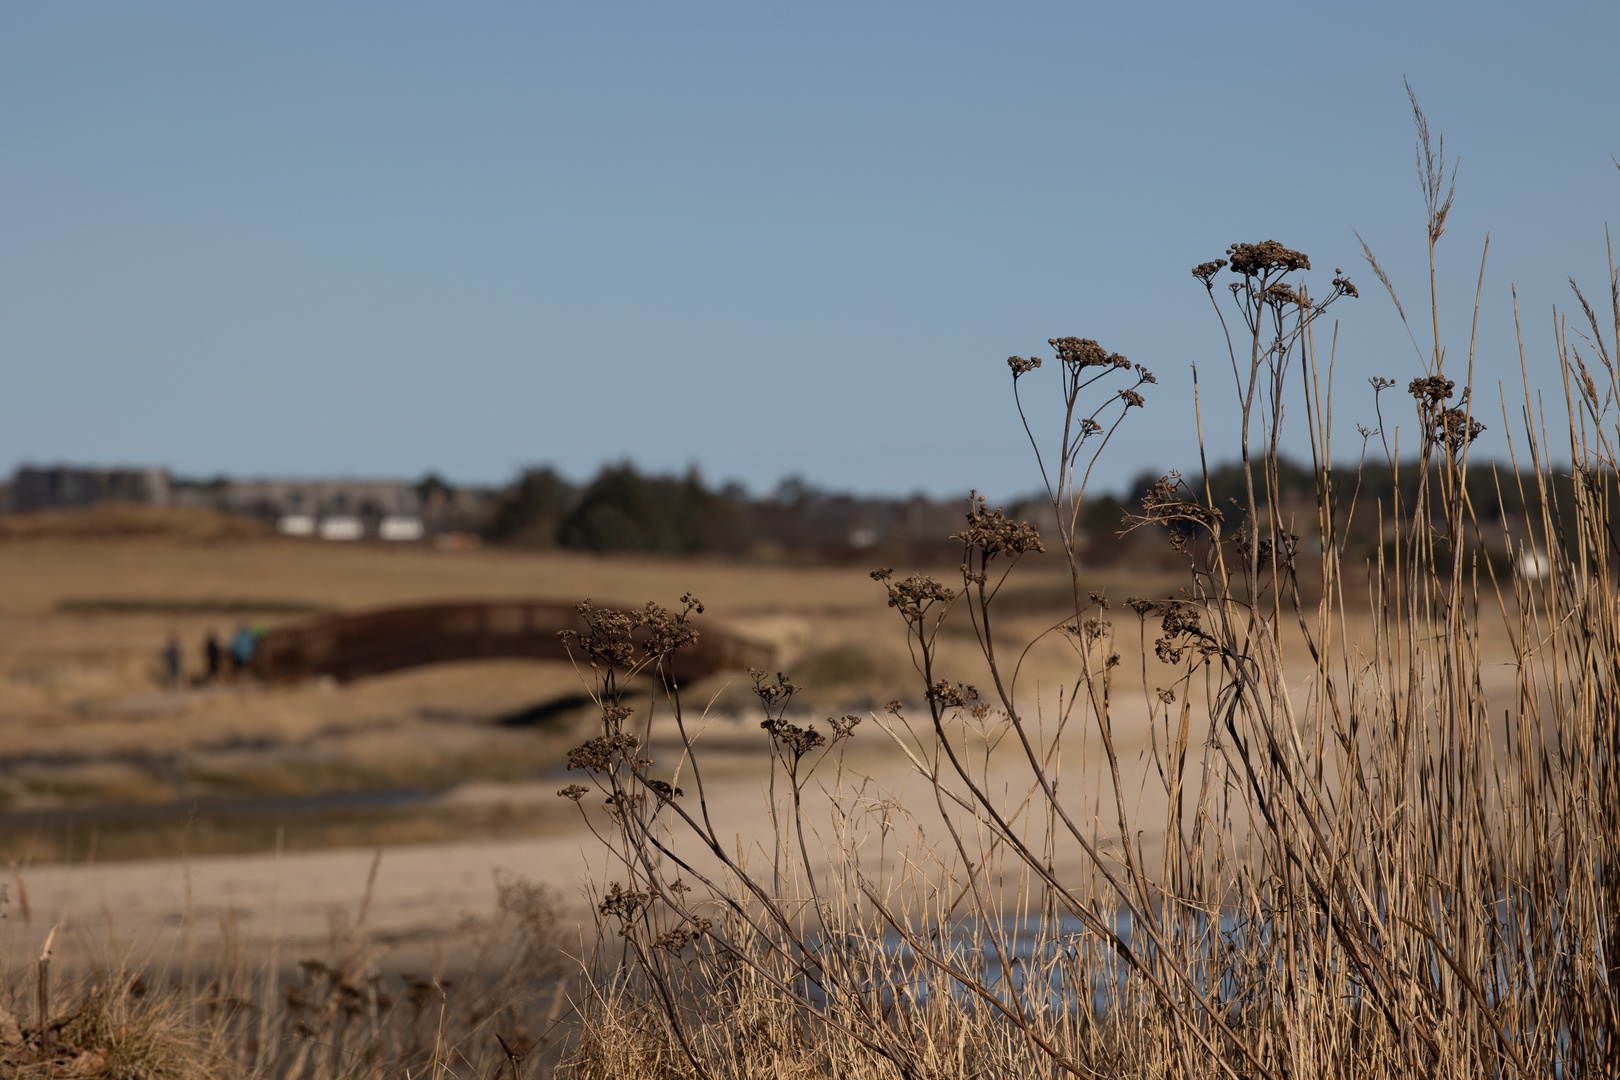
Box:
[0,505,268,543]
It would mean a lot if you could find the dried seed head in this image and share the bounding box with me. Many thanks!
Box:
[1137,471,1223,533]
[640,600,698,658]
[1439,407,1486,450]
[879,573,956,622]
[927,681,979,708]
[1266,282,1304,307]
[1409,376,1455,404]
[1160,601,1202,637]
[1226,241,1310,277]
[1048,337,1127,370]
[761,716,826,760]
[953,494,1045,559]
[567,732,641,773]
[1007,355,1042,377]
[560,599,699,670]
[598,882,649,929]
[654,918,712,952]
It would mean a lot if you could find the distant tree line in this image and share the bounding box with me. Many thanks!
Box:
[1111,454,1619,565]
[471,456,1615,565]
[480,463,977,563]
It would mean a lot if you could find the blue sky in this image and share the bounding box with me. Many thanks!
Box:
[2,3,1616,499]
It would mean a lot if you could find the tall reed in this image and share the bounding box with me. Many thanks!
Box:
[558,94,1620,1079]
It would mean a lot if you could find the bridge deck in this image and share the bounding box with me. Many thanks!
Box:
[247,600,774,686]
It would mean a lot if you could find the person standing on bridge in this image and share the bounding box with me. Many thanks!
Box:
[203,631,222,682]
[231,624,257,675]
[162,633,182,689]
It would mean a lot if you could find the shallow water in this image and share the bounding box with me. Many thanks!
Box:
[0,785,437,832]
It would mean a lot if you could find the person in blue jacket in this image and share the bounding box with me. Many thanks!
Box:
[231,624,257,673]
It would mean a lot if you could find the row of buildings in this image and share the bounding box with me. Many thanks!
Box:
[1,464,494,542]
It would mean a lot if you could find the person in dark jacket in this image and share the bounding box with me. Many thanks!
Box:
[163,633,182,689]
[204,631,222,681]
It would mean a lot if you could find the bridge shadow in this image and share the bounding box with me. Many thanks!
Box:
[494,691,643,729]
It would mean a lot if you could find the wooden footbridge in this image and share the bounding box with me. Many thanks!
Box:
[246,600,774,686]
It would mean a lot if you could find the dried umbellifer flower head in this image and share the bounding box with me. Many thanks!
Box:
[1136,471,1223,534]
[639,599,698,658]
[878,573,956,622]
[749,668,798,709]
[1048,336,1127,370]
[1439,407,1486,451]
[598,882,649,926]
[567,732,641,773]
[1266,282,1304,307]
[1225,240,1311,277]
[1160,600,1202,637]
[761,716,826,760]
[1409,375,1456,405]
[953,494,1044,560]
[927,680,979,708]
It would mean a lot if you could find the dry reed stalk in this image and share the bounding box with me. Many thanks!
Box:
[0,862,571,1079]
[555,96,1620,1079]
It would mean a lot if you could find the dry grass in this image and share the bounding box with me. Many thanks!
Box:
[0,869,575,1079]
[0,504,269,543]
[553,110,1620,1078]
